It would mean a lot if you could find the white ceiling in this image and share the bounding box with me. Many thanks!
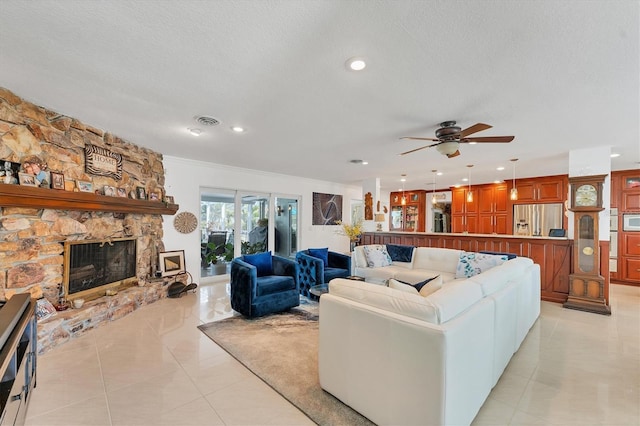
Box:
[0,0,638,191]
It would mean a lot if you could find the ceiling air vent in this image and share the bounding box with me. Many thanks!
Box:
[194,116,220,126]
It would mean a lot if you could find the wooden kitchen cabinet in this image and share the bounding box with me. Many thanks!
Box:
[514,175,567,203]
[451,187,477,233]
[389,190,426,232]
[478,183,508,234]
[620,233,640,283]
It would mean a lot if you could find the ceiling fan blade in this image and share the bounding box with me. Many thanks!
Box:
[459,123,491,138]
[461,136,514,143]
[400,136,439,141]
[447,150,461,158]
[399,142,441,156]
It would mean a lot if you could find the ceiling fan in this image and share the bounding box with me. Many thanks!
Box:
[400,121,514,158]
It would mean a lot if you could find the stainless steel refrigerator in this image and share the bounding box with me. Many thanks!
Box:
[513,203,564,237]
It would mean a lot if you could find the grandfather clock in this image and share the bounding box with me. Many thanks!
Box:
[564,174,611,315]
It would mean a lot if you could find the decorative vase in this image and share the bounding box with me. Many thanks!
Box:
[350,240,357,252]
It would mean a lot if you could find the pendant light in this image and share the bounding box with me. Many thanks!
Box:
[466,165,473,203]
[401,174,407,205]
[431,169,438,204]
[510,158,519,201]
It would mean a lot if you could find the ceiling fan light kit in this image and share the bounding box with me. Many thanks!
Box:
[400,120,514,158]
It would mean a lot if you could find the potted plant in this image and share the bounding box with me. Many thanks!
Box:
[335,219,363,251]
[205,242,234,274]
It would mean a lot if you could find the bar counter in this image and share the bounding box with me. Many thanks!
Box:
[360,231,608,304]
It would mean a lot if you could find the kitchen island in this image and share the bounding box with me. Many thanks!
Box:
[360,231,609,303]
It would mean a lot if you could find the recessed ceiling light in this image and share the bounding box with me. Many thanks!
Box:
[494,180,503,184]
[346,57,366,71]
[610,153,620,158]
[437,172,443,176]
[462,178,469,182]
[469,142,477,145]
[400,178,406,182]
[231,126,245,133]
[188,128,202,136]
[496,166,505,171]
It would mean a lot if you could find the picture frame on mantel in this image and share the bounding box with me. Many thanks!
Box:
[50,171,65,190]
[18,172,37,187]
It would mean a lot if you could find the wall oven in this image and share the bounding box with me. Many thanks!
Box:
[623,214,640,231]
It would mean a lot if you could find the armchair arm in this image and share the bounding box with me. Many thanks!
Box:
[230,258,258,309]
[272,255,298,277]
[296,252,324,287]
[328,251,351,272]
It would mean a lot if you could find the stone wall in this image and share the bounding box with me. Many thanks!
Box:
[0,87,173,353]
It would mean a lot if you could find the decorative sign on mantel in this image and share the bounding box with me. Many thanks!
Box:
[85,144,123,180]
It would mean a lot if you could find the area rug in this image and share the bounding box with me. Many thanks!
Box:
[198,302,375,426]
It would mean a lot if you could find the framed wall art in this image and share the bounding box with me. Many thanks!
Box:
[159,250,186,277]
[85,144,123,180]
[312,192,343,225]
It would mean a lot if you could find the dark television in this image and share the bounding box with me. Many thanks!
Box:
[63,237,137,301]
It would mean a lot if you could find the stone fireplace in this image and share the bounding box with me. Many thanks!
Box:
[0,87,178,353]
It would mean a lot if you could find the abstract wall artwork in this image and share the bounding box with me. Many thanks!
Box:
[312,192,343,225]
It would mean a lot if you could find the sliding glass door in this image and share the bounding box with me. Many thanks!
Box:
[200,188,300,281]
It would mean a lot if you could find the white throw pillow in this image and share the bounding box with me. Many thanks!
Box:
[363,245,392,268]
[388,276,443,297]
[455,252,509,278]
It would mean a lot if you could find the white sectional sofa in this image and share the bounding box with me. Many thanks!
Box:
[319,245,540,426]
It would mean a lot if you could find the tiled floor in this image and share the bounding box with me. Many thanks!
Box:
[26,283,639,425]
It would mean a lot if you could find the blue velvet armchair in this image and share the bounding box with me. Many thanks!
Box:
[296,249,351,298]
[230,253,300,318]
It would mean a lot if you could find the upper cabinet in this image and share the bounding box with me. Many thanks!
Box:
[514,175,567,203]
[389,190,427,232]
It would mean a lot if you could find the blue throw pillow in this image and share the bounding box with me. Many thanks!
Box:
[244,251,273,277]
[307,248,329,267]
[386,244,415,262]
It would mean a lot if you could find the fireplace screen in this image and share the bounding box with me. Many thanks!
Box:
[63,238,137,300]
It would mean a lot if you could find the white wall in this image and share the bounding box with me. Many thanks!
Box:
[162,156,362,278]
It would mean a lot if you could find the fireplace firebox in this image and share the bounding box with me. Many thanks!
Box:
[63,238,138,302]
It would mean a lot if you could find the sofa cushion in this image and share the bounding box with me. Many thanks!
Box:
[244,251,273,277]
[468,257,534,296]
[354,265,404,284]
[425,279,484,323]
[386,244,415,263]
[308,247,329,267]
[455,252,508,279]
[363,245,392,267]
[329,278,439,324]
[412,247,463,274]
[388,275,443,297]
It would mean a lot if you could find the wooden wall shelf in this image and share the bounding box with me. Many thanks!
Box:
[0,184,178,215]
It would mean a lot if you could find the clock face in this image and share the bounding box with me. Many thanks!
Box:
[575,184,598,207]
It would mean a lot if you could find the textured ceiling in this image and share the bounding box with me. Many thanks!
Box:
[0,0,638,191]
